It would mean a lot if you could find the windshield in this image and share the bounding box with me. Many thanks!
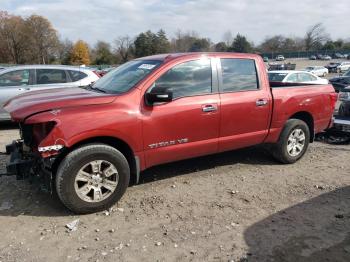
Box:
[305,67,314,70]
[344,70,350,77]
[268,72,287,82]
[92,59,162,94]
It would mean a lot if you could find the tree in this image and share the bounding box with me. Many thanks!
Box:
[153,29,170,54]
[0,11,28,64]
[25,15,59,64]
[57,39,73,64]
[215,42,228,52]
[134,31,155,57]
[304,23,330,51]
[114,35,134,63]
[322,41,335,51]
[189,38,211,52]
[222,31,233,46]
[92,41,114,65]
[230,33,252,53]
[70,40,90,65]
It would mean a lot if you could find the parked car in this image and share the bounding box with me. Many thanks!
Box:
[338,87,350,117]
[329,69,350,92]
[275,55,285,61]
[325,62,341,73]
[263,56,269,62]
[268,70,328,85]
[304,66,328,77]
[322,55,332,60]
[336,61,350,73]
[309,55,317,60]
[316,54,324,60]
[3,53,337,214]
[0,65,100,120]
[334,53,345,59]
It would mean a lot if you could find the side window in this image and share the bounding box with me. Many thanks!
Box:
[68,70,88,82]
[298,73,314,82]
[0,70,30,87]
[36,69,67,84]
[286,73,298,82]
[152,59,212,99]
[220,58,259,92]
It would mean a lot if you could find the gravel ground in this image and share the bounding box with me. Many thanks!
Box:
[0,58,349,262]
[0,125,349,262]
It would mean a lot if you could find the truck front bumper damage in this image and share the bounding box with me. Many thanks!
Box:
[1,140,55,192]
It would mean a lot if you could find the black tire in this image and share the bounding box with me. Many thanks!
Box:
[56,143,130,214]
[272,119,310,164]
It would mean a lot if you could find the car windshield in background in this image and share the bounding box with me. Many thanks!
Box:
[268,72,287,82]
[344,70,350,77]
[305,67,314,70]
[92,60,162,94]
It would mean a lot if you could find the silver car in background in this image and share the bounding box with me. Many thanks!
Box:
[0,65,100,120]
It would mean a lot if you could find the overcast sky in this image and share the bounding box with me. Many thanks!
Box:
[1,0,349,45]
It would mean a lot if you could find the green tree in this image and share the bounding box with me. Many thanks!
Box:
[93,41,114,65]
[189,38,210,52]
[70,40,90,65]
[230,33,252,53]
[154,29,170,53]
[215,42,228,52]
[134,31,155,57]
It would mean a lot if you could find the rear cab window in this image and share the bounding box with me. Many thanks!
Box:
[219,58,259,92]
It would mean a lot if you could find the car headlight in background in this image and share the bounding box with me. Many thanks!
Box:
[339,89,350,101]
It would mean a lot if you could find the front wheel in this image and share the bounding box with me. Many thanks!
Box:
[56,144,130,214]
[271,119,310,164]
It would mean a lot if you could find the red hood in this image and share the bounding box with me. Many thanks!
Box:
[4,87,116,121]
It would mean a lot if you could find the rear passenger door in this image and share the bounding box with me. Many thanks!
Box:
[217,58,272,152]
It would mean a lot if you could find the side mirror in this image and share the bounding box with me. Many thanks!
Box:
[145,86,173,105]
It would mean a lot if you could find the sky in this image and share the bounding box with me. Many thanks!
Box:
[1,0,349,45]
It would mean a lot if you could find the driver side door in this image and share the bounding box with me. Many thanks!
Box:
[141,58,220,168]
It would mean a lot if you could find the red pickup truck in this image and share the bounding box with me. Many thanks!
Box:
[3,53,337,213]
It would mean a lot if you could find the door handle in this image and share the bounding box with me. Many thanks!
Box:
[256,99,268,107]
[202,104,217,112]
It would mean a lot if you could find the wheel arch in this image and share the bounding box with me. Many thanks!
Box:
[289,111,314,142]
[53,136,139,185]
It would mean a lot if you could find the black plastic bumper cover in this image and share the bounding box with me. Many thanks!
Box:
[3,141,34,179]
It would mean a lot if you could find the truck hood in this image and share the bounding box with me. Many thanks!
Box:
[4,87,116,121]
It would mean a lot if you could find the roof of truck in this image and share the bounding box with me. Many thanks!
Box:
[137,52,260,61]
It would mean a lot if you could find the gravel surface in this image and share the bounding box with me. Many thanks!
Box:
[0,124,349,262]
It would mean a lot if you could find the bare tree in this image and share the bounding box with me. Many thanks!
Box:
[222,30,233,46]
[304,23,330,51]
[0,11,28,64]
[114,35,134,63]
[25,15,60,64]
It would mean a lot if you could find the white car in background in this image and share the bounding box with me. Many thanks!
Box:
[268,70,329,85]
[304,66,328,77]
[0,65,100,120]
[337,62,350,73]
[275,55,285,61]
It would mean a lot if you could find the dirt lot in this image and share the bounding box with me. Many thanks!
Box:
[0,123,349,262]
[0,58,349,262]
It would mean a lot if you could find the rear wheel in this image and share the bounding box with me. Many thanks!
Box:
[56,144,130,214]
[271,119,310,164]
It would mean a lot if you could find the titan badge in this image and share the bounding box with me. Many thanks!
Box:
[148,138,188,149]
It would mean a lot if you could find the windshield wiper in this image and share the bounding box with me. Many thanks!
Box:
[91,86,107,93]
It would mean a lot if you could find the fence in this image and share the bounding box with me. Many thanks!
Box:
[261,49,350,59]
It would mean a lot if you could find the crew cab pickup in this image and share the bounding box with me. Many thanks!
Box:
[2,53,337,214]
